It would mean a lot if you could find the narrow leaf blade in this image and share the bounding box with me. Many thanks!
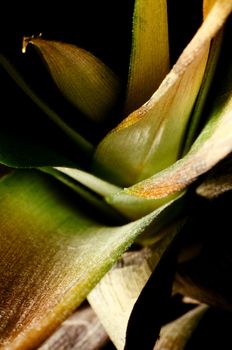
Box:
[124,0,169,114]
[55,166,121,197]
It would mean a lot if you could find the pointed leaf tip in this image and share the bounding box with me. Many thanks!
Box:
[24,37,121,122]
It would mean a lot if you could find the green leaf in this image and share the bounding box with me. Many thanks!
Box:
[154,305,208,350]
[107,26,232,215]
[124,0,169,114]
[93,0,232,187]
[39,167,124,223]
[124,75,232,200]
[23,37,121,122]
[106,190,185,221]
[0,170,174,349]
[54,166,121,197]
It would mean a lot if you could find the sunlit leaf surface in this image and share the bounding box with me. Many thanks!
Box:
[0,170,172,349]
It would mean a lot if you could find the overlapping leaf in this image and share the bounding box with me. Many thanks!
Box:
[0,170,176,349]
[55,166,120,197]
[124,80,232,200]
[105,20,232,218]
[93,0,232,187]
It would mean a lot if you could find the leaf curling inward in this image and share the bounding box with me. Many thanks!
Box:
[93,0,232,187]
[125,73,232,199]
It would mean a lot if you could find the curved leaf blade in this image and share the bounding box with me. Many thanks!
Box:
[182,30,223,154]
[93,0,232,187]
[23,38,121,122]
[0,170,172,349]
[126,84,232,199]
[55,166,121,197]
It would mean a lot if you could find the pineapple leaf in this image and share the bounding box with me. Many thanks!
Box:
[124,74,232,199]
[154,305,208,350]
[124,0,169,114]
[54,166,121,197]
[23,37,121,122]
[106,27,232,215]
[182,30,223,154]
[39,167,124,223]
[93,0,232,187]
[0,170,175,349]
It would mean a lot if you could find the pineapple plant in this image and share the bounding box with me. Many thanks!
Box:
[1,0,232,349]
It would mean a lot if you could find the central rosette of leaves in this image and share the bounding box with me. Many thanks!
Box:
[0,0,232,349]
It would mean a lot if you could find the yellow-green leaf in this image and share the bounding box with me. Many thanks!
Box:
[0,170,174,349]
[54,166,121,197]
[93,0,232,187]
[124,0,169,114]
[105,25,232,217]
[23,37,121,122]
